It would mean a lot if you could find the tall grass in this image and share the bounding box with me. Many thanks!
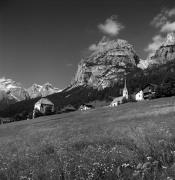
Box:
[1,97,175,179]
[0,126,175,180]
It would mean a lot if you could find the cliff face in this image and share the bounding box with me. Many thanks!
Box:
[73,39,140,90]
[149,33,175,66]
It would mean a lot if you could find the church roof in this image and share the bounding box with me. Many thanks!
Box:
[111,96,123,103]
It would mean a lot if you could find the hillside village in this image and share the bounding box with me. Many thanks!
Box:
[1,0,175,178]
[0,32,175,122]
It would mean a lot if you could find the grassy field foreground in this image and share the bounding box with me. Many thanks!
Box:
[1,97,175,179]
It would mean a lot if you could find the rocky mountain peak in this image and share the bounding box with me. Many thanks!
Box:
[0,77,21,92]
[31,83,42,90]
[27,82,61,98]
[42,82,54,89]
[73,38,140,89]
[148,32,175,66]
[0,78,29,110]
[164,32,175,46]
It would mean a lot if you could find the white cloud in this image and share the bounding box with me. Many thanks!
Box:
[151,8,175,29]
[168,8,175,17]
[144,35,165,57]
[151,11,168,28]
[88,36,110,52]
[161,22,175,32]
[145,7,175,57]
[88,44,98,51]
[98,16,124,36]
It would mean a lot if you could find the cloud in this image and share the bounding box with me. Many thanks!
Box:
[151,10,168,28]
[98,16,124,36]
[144,35,165,57]
[88,44,98,51]
[87,16,124,52]
[161,22,175,32]
[168,8,175,17]
[151,8,175,29]
[145,7,175,57]
[88,36,110,52]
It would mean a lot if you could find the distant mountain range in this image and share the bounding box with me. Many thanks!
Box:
[27,83,61,98]
[0,78,61,110]
[0,32,175,118]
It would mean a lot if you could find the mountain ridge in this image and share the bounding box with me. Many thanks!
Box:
[1,32,175,118]
[0,78,61,110]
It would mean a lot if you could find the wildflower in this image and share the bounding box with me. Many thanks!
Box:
[146,156,152,161]
[162,166,167,169]
[167,177,173,180]
[121,163,130,168]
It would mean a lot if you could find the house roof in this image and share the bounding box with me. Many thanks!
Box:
[111,96,123,103]
[35,98,54,106]
[132,89,143,96]
[143,83,158,89]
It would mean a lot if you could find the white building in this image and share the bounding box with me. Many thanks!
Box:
[79,105,92,111]
[110,96,123,107]
[110,78,129,107]
[33,98,54,118]
[135,90,144,101]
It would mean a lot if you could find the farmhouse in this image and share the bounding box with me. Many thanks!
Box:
[135,90,144,101]
[33,98,55,118]
[110,96,123,107]
[79,104,93,111]
[143,83,158,99]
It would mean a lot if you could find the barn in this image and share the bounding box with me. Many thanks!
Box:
[143,83,158,99]
[33,98,55,118]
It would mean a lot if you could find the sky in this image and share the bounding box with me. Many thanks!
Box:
[0,0,175,89]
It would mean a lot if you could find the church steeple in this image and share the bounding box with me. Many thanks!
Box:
[124,78,127,89]
[122,77,128,99]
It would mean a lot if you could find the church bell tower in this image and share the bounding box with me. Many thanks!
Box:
[122,78,128,100]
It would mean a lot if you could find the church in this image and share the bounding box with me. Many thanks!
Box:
[110,79,128,107]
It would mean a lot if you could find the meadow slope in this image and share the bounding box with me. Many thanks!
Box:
[0,97,175,179]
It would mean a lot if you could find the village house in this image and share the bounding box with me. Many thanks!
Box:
[110,79,128,107]
[135,90,144,101]
[79,104,93,111]
[142,83,158,99]
[33,98,55,118]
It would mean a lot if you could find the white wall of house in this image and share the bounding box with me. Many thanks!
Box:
[135,90,144,101]
[34,102,41,111]
[111,102,118,107]
[80,105,91,111]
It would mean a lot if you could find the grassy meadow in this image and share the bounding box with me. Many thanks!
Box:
[0,97,175,179]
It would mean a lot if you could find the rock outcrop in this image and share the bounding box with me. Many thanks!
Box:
[27,82,61,98]
[72,38,140,89]
[148,33,175,66]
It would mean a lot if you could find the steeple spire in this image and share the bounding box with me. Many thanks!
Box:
[122,76,128,100]
[124,77,127,89]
